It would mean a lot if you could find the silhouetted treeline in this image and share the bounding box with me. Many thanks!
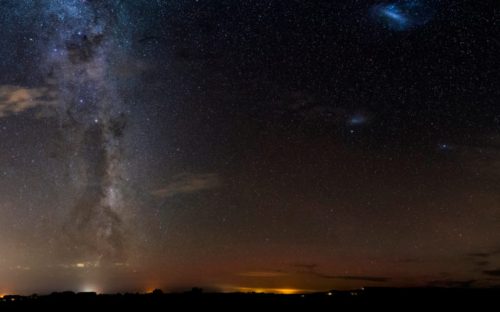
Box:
[1,288,499,309]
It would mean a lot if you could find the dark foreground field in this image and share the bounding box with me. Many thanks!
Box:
[1,288,499,309]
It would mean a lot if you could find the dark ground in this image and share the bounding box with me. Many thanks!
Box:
[1,288,499,309]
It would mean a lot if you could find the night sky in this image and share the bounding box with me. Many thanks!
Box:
[0,0,499,294]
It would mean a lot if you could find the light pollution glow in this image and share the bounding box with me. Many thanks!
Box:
[220,286,316,295]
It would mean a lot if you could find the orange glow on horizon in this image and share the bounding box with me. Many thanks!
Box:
[145,287,159,294]
[221,286,313,295]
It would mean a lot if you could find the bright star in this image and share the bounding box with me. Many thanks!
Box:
[438,143,453,151]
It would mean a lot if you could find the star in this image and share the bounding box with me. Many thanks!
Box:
[438,143,453,151]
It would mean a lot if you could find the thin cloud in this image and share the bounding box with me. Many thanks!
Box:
[291,263,318,270]
[396,258,422,264]
[483,269,500,277]
[238,271,288,278]
[475,261,489,267]
[467,252,491,258]
[292,263,390,283]
[335,275,390,283]
[0,85,57,117]
[314,272,390,283]
[151,173,220,198]
[427,280,476,288]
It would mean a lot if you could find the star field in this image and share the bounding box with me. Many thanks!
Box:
[0,0,499,294]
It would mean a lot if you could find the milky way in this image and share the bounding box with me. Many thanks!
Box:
[35,1,130,264]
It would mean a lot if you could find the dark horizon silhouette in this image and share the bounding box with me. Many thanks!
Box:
[2,287,499,309]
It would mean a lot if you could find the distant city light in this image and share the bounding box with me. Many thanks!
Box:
[81,285,100,293]
[221,286,312,295]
